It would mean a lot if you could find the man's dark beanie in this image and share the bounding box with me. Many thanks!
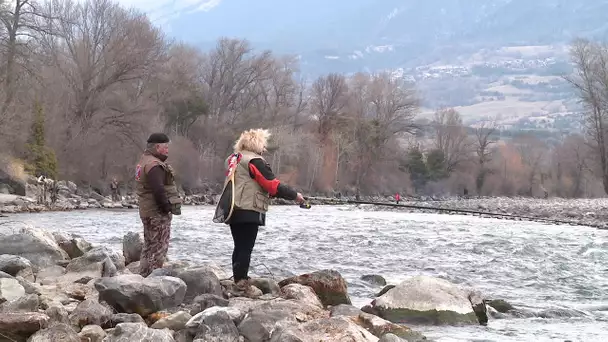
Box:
[147,133,170,144]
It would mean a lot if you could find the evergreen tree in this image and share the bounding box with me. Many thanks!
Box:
[25,102,58,179]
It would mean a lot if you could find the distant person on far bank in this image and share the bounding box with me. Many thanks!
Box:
[213,128,304,296]
[395,192,401,204]
[135,132,182,277]
[111,178,120,202]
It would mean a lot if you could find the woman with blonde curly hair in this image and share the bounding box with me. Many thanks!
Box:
[214,128,304,295]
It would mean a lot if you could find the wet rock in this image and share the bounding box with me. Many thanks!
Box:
[376,285,395,297]
[0,254,34,281]
[52,232,93,259]
[122,232,143,265]
[192,310,239,342]
[370,275,483,325]
[0,312,49,340]
[0,227,69,270]
[486,299,515,313]
[173,266,223,302]
[102,313,146,329]
[250,277,281,295]
[78,324,106,342]
[281,283,323,308]
[361,274,387,286]
[94,274,186,316]
[0,277,25,303]
[103,322,175,342]
[278,269,351,306]
[68,299,112,328]
[189,294,229,315]
[269,316,378,342]
[28,322,80,342]
[0,293,39,312]
[151,311,191,330]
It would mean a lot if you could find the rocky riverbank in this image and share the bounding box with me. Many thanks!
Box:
[0,226,524,341]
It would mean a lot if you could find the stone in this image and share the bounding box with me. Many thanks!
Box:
[353,312,426,340]
[45,304,70,325]
[27,323,80,342]
[269,317,378,342]
[52,232,93,259]
[486,299,515,313]
[0,254,35,281]
[250,277,281,295]
[151,311,191,330]
[281,283,323,309]
[0,228,69,270]
[0,293,39,312]
[0,312,49,341]
[278,269,351,307]
[122,232,143,265]
[370,275,484,325]
[189,294,229,315]
[103,323,175,342]
[330,304,364,317]
[78,324,106,342]
[102,313,146,329]
[173,266,223,302]
[0,277,25,303]
[68,299,113,328]
[186,306,244,328]
[361,274,387,286]
[192,311,239,342]
[94,274,186,316]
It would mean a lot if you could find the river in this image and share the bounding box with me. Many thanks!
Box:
[2,205,608,342]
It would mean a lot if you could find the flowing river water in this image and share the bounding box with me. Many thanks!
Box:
[2,205,608,342]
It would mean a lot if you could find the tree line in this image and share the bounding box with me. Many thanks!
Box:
[0,0,605,198]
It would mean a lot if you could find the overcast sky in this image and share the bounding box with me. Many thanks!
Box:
[114,0,222,24]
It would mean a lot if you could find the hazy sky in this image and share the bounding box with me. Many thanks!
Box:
[114,0,222,23]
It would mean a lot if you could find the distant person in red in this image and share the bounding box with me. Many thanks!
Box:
[395,192,401,204]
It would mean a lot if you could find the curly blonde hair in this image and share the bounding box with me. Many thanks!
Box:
[233,128,271,154]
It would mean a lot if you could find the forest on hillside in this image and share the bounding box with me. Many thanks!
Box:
[0,0,605,198]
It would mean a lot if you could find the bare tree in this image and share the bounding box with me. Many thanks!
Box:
[474,119,497,193]
[432,108,473,173]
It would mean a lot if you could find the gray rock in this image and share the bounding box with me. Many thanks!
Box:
[330,304,364,317]
[0,169,25,196]
[278,269,351,307]
[192,311,239,342]
[0,293,39,312]
[0,271,39,294]
[0,277,25,303]
[371,275,484,325]
[186,306,244,328]
[171,266,223,303]
[78,324,106,342]
[361,274,387,286]
[102,313,146,329]
[0,228,69,270]
[250,277,281,295]
[269,317,378,342]
[122,232,143,265]
[103,322,175,342]
[94,274,186,316]
[0,312,50,341]
[52,232,93,259]
[66,246,124,279]
[238,309,296,342]
[45,304,70,325]
[189,294,229,315]
[355,312,427,340]
[68,299,113,328]
[379,333,406,342]
[151,311,191,331]
[0,254,34,281]
[27,322,80,342]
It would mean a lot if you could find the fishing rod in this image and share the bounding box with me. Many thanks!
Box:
[300,196,602,229]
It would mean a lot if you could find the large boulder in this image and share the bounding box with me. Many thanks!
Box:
[94,274,187,316]
[280,283,323,309]
[65,246,123,280]
[189,310,239,342]
[172,266,223,302]
[0,228,69,270]
[369,275,487,325]
[0,277,25,303]
[103,323,175,342]
[68,299,113,328]
[52,232,93,259]
[122,232,143,265]
[278,269,351,307]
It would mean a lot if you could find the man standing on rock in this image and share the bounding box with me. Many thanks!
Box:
[135,133,182,277]
[214,128,304,296]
